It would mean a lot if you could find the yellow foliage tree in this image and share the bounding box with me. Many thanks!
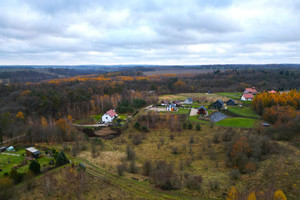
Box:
[248,192,256,200]
[227,186,238,200]
[41,116,48,128]
[273,190,287,200]
[16,111,24,120]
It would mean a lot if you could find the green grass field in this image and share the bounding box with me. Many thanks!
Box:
[215,117,258,128]
[227,106,259,118]
[217,92,243,100]
[189,115,211,124]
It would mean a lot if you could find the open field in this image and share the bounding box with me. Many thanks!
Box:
[215,117,258,128]
[216,92,242,100]
[144,68,216,76]
[227,106,260,118]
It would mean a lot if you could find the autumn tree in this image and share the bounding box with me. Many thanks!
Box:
[227,186,237,200]
[273,190,287,200]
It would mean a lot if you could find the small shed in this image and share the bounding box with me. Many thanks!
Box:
[25,147,41,158]
[6,146,15,152]
[0,146,7,152]
[183,98,193,105]
[212,100,224,109]
[172,100,182,106]
[197,106,207,115]
[161,100,169,106]
[226,99,237,106]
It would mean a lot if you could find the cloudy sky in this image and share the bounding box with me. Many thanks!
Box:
[1,0,300,65]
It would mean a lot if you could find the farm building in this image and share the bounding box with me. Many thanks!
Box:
[197,106,207,115]
[0,146,7,152]
[244,87,257,95]
[226,99,237,106]
[166,103,177,111]
[241,93,254,101]
[161,100,169,106]
[102,109,118,123]
[183,98,193,105]
[25,147,41,158]
[212,100,224,109]
[172,100,182,106]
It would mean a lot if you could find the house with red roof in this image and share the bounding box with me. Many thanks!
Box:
[244,87,258,95]
[102,109,118,123]
[268,90,277,94]
[241,93,254,101]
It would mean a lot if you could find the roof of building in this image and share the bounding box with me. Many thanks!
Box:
[215,100,224,105]
[198,105,207,111]
[268,90,277,94]
[245,87,257,93]
[243,93,254,99]
[186,98,193,102]
[227,99,237,104]
[25,147,40,153]
[106,109,118,117]
[168,103,176,108]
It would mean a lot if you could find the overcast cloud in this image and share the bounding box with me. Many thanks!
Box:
[0,0,300,65]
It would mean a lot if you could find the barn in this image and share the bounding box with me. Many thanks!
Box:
[197,106,207,115]
[25,147,41,158]
[212,100,224,109]
[226,99,237,106]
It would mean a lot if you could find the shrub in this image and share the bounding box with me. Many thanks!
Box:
[150,161,181,190]
[212,133,220,143]
[126,145,136,160]
[169,134,175,140]
[170,146,180,154]
[29,160,40,174]
[128,160,138,174]
[10,168,23,184]
[142,160,152,176]
[55,151,69,166]
[134,122,140,130]
[186,174,203,190]
[196,123,201,131]
[141,126,149,132]
[116,164,126,176]
[189,135,194,144]
[183,122,187,129]
[208,180,219,191]
[132,134,142,145]
[229,169,240,180]
[188,123,193,130]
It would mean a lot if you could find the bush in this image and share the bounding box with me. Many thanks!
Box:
[55,151,69,166]
[126,145,136,160]
[150,161,181,190]
[10,168,23,184]
[170,146,180,155]
[188,123,193,130]
[128,160,138,174]
[186,174,203,190]
[116,164,126,176]
[229,169,240,180]
[196,123,201,131]
[142,160,152,176]
[183,122,187,129]
[132,134,143,145]
[212,133,220,143]
[208,180,219,191]
[141,126,149,132]
[134,122,140,130]
[29,160,40,174]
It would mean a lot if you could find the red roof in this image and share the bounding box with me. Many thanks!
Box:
[243,93,254,99]
[268,90,277,94]
[245,87,257,93]
[106,109,117,117]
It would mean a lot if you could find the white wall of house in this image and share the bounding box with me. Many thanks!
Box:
[102,113,114,123]
[241,95,253,101]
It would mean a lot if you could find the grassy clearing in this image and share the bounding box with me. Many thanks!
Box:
[217,92,242,100]
[118,114,128,120]
[189,115,211,124]
[215,117,258,128]
[160,108,190,114]
[227,106,259,118]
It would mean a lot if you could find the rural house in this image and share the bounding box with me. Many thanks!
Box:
[241,93,254,101]
[268,90,277,94]
[183,98,193,105]
[226,99,237,106]
[0,146,7,152]
[212,100,224,109]
[244,87,257,95]
[102,109,118,123]
[25,147,41,158]
[197,106,207,115]
[172,100,182,106]
[161,100,169,106]
[166,103,177,111]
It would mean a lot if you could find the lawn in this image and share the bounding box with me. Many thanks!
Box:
[118,114,128,120]
[217,92,243,100]
[227,106,260,118]
[160,108,190,114]
[189,115,211,124]
[215,117,258,128]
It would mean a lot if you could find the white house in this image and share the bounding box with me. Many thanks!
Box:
[102,109,118,123]
[166,103,177,111]
[183,98,193,105]
[241,93,254,101]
